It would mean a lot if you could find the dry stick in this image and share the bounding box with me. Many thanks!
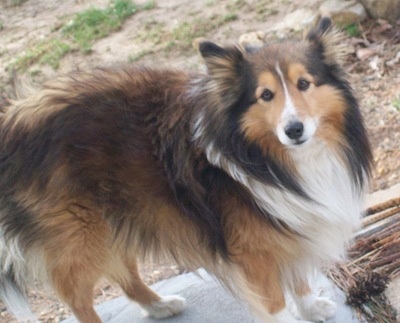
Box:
[357,214,400,239]
[366,196,400,216]
[374,238,400,251]
[363,206,400,227]
[350,236,400,265]
[349,248,380,265]
[370,251,400,268]
[389,267,400,279]
[382,260,400,278]
[327,198,400,322]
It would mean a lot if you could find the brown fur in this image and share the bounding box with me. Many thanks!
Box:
[0,67,309,319]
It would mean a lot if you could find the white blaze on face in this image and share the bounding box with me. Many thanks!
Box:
[275,64,316,147]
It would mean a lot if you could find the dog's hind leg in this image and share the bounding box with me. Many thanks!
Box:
[50,264,102,323]
[40,206,109,323]
[108,257,186,319]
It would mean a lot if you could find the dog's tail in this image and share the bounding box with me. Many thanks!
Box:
[0,241,35,321]
[0,268,34,321]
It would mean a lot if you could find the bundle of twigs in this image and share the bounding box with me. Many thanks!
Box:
[327,196,400,322]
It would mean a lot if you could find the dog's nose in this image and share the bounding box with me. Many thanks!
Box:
[284,121,304,140]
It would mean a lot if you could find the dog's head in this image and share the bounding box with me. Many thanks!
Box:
[194,18,371,192]
[198,18,349,149]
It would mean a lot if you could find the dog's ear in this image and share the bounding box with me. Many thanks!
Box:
[196,40,244,77]
[195,39,246,103]
[306,17,333,42]
[306,17,347,66]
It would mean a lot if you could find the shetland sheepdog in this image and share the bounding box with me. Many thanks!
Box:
[0,18,371,322]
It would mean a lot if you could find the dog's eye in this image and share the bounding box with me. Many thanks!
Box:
[260,89,274,102]
[297,79,310,91]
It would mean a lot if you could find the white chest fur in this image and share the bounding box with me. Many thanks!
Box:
[206,140,366,265]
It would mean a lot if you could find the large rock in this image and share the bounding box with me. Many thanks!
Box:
[359,0,400,21]
[319,0,367,25]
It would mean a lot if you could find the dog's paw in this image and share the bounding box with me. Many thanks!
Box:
[297,295,336,322]
[142,295,186,319]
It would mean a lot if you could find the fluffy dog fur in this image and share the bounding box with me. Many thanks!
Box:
[0,18,372,322]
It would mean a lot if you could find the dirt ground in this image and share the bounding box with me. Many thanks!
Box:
[0,0,399,322]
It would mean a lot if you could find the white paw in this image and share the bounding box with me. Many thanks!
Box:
[297,295,336,322]
[142,295,186,319]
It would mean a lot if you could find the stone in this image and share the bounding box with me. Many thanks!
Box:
[356,47,376,60]
[270,8,318,34]
[386,269,400,322]
[385,51,400,67]
[238,31,266,47]
[319,0,367,26]
[359,0,400,21]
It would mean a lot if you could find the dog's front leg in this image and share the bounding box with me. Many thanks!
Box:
[289,274,336,322]
[232,252,312,323]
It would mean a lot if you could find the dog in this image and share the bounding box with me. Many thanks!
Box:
[0,18,372,322]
